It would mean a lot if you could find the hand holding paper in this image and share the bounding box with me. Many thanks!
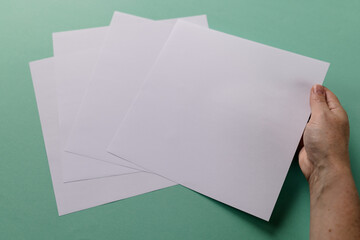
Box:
[30,12,330,221]
[107,20,329,220]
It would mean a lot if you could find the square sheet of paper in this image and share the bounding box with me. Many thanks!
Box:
[107,21,330,221]
[54,12,208,181]
[53,26,140,182]
[53,26,108,55]
[64,12,208,167]
[30,58,175,215]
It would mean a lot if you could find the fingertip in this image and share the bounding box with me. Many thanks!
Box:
[310,84,328,113]
[312,84,325,96]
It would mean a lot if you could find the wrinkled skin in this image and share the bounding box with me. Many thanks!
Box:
[298,85,360,240]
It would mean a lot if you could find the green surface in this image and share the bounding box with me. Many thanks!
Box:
[0,0,359,239]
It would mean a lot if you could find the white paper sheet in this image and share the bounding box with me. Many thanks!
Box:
[107,21,330,221]
[64,12,208,168]
[53,21,142,182]
[53,13,208,181]
[53,26,108,56]
[30,58,175,215]
[54,51,141,182]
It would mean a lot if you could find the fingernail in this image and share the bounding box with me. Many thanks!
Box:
[313,84,324,95]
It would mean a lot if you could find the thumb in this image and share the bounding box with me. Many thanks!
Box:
[309,84,328,122]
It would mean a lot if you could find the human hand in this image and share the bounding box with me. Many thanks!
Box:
[299,85,360,240]
[298,84,350,183]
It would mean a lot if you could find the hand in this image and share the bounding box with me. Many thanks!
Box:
[298,84,350,183]
[299,85,360,240]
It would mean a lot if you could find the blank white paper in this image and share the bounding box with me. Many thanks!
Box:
[53,26,108,56]
[54,51,141,182]
[65,12,208,167]
[53,26,141,182]
[53,12,208,181]
[29,58,175,215]
[108,21,330,221]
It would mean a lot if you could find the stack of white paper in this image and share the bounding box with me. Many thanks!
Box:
[29,11,329,221]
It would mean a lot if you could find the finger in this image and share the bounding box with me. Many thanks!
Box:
[298,147,312,181]
[324,87,342,111]
[298,147,307,163]
[296,136,304,155]
[309,84,329,120]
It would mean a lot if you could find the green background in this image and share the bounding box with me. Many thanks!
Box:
[1,0,359,239]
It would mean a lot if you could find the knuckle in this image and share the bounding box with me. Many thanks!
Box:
[312,95,326,103]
